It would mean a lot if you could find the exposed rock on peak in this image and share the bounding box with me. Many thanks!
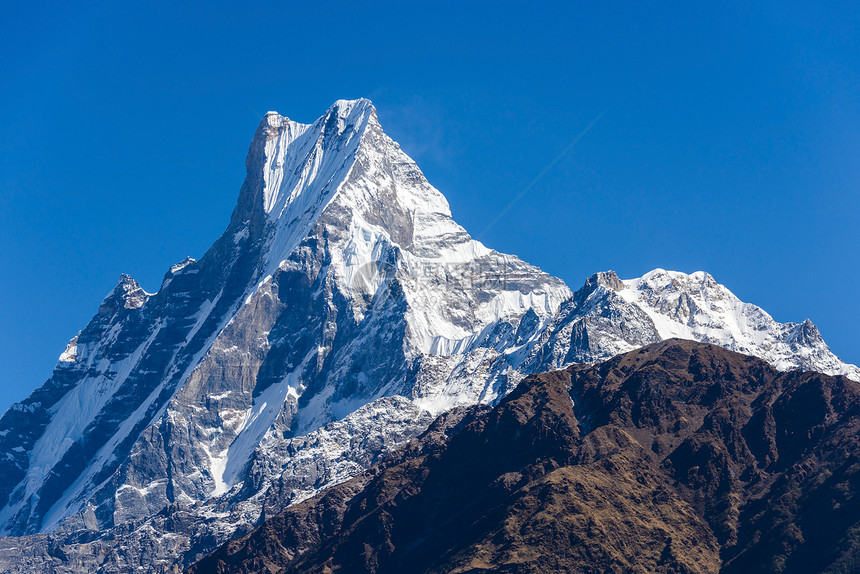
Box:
[99,273,148,314]
[788,317,823,347]
[169,256,197,274]
[572,270,624,304]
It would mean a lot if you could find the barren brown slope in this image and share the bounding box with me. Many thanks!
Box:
[189,340,860,574]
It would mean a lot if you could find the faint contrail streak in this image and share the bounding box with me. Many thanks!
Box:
[477,109,607,240]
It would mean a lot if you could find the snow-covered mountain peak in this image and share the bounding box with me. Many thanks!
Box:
[231,99,377,239]
[611,268,860,378]
[324,97,376,124]
[620,268,778,334]
[242,97,533,313]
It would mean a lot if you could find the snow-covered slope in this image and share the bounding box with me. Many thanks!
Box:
[520,269,860,381]
[621,269,860,378]
[0,99,855,572]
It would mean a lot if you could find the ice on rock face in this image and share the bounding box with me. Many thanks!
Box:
[0,99,856,572]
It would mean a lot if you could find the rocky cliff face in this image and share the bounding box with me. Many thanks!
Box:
[0,100,856,573]
[191,340,860,574]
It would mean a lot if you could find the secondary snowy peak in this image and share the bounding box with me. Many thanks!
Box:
[619,268,860,379]
[525,268,859,381]
[101,273,149,311]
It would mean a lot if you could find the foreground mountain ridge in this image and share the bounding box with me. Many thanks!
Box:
[0,99,855,572]
[190,340,860,574]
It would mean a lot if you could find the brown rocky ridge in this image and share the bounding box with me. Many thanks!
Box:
[189,339,860,574]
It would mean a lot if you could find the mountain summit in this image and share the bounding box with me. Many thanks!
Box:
[0,100,855,572]
[0,99,570,539]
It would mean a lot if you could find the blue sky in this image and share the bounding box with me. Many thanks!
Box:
[1,1,858,411]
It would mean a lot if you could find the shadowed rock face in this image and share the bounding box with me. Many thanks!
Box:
[190,340,860,574]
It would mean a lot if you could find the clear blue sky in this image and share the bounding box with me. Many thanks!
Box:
[1,1,858,412]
